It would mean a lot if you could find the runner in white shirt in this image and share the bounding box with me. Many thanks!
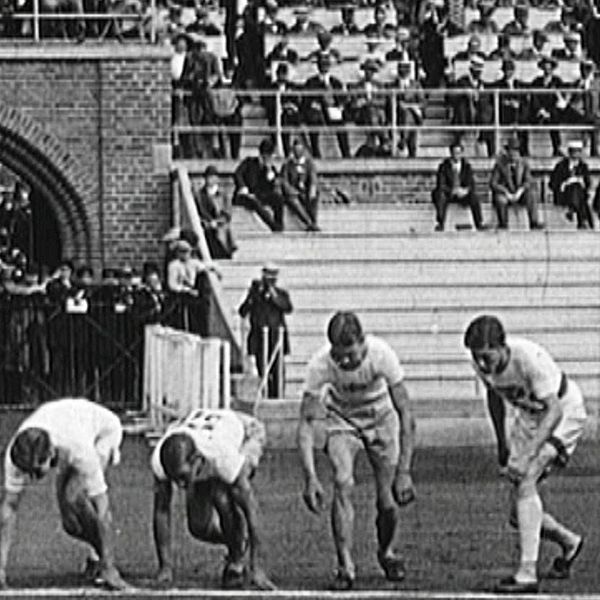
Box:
[298,311,416,590]
[0,398,128,590]
[464,315,587,594]
[150,408,275,590]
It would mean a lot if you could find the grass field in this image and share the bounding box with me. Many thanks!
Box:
[2,411,600,597]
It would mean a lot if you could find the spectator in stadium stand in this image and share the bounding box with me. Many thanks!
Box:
[135,262,165,323]
[346,58,388,145]
[0,227,9,266]
[529,55,565,156]
[234,138,284,231]
[431,141,486,231]
[490,137,544,230]
[265,62,305,156]
[238,262,293,399]
[289,7,322,34]
[585,4,600,68]
[263,0,288,35]
[280,138,321,232]
[419,0,450,88]
[493,58,530,156]
[387,58,424,158]
[362,4,395,37]
[361,34,388,69]
[516,29,550,60]
[544,5,581,35]
[233,5,267,89]
[385,27,414,62]
[355,131,392,157]
[562,59,599,156]
[501,2,531,36]
[167,239,208,295]
[330,4,360,34]
[46,259,75,305]
[171,30,190,148]
[453,34,486,61]
[302,53,351,158]
[549,139,595,228]
[185,6,222,35]
[266,33,300,67]
[194,165,238,259]
[307,30,342,64]
[551,31,584,60]
[488,33,518,60]
[467,0,499,34]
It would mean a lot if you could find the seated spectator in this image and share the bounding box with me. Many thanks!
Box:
[551,31,584,61]
[453,34,486,61]
[346,58,387,143]
[467,0,499,35]
[135,263,165,323]
[361,34,388,68]
[166,239,207,295]
[194,165,237,258]
[280,139,320,231]
[330,4,360,34]
[266,33,300,67]
[516,29,549,60]
[530,56,565,156]
[488,32,517,60]
[544,5,580,35]
[185,6,221,35]
[265,62,305,157]
[549,139,594,228]
[289,7,322,34]
[307,30,342,64]
[501,2,530,36]
[355,131,392,157]
[234,138,284,231]
[490,137,544,229]
[362,4,394,37]
[385,27,415,63]
[562,59,599,156]
[387,58,424,157]
[432,141,486,231]
[302,54,350,158]
[263,0,288,35]
[493,58,530,156]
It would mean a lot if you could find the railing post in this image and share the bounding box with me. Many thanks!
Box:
[261,325,268,399]
[391,89,398,157]
[277,326,284,399]
[275,89,283,157]
[33,0,40,42]
[221,341,231,409]
[494,88,501,154]
[150,0,156,43]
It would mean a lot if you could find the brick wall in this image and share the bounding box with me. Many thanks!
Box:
[0,47,172,269]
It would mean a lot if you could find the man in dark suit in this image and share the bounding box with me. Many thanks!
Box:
[302,54,350,158]
[549,139,594,228]
[431,141,486,231]
[551,31,583,61]
[238,263,293,398]
[490,137,544,229]
[330,4,360,35]
[233,138,284,231]
[501,2,530,36]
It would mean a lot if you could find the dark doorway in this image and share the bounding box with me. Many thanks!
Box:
[31,188,62,270]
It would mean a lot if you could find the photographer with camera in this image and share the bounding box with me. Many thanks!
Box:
[238,263,293,398]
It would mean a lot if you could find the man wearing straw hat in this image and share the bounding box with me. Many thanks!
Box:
[238,263,292,399]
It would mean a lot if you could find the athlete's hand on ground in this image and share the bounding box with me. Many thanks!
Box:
[393,472,416,506]
[157,565,174,584]
[303,476,326,514]
[248,566,277,591]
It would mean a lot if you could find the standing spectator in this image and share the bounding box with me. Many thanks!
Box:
[238,263,292,398]
[493,58,530,155]
[387,58,424,157]
[330,4,359,34]
[171,31,191,158]
[501,2,531,36]
[431,141,486,231]
[280,139,320,231]
[468,0,499,34]
[302,54,350,159]
[194,165,237,259]
[234,138,284,231]
[419,0,454,88]
[529,56,565,156]
[233,5,266,89]
[166,239,207,296]
[490,137,544,229]
[549,139,594,228]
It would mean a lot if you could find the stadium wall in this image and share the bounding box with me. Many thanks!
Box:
[0,46,172,268]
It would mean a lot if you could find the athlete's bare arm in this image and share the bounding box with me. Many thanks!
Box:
[152,478,174,583]
[0,491,21,589]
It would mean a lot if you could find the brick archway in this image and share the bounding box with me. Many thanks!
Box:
[0,104,96,261]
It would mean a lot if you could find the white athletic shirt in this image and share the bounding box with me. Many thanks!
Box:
[3,398,123,497]
[304,335,405,420]
[472,336,583,417]
[151,409,256,485]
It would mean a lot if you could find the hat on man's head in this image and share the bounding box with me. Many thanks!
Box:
[581,58,595,70]
[514,1,529,11]
[361,57,380,72]
[317,30,333,44]
[505,136,521,150]
[478,0,495,8]
[258,137,275,155]
[537,55,558,69]
[567,139,584,151]
[172,29,190,45]
[501,58,515,72]
[262,262,279,275]
[470,55,485,70]
[174,239,192,253]
[204,165,218,178]
[340,2,355,11]
[293,6,309,15]
[532,28,548,41]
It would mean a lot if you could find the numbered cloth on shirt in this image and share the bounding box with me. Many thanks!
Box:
[151,409,265,484]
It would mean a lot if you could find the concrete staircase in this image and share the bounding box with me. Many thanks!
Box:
[218,203,600,447]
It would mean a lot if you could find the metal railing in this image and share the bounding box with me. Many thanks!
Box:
[172,86,598,158]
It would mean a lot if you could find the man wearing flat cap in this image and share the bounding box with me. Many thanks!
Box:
[302,54,350,158]
[530,55,565,156]
[550,139,594,228]
[330,4,360,35]
[490,137,544,229]
[238,264,293,398]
